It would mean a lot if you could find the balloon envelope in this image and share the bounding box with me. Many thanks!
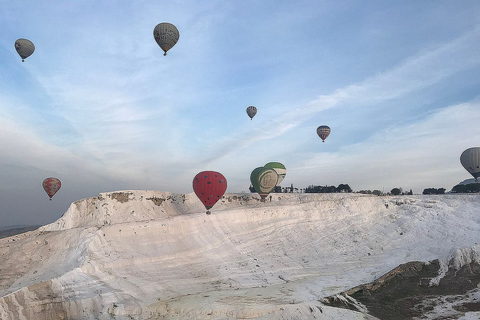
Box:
[264,162,286,185]
[460,147,480,181]
[15,39,35,62]
[246,106,257,120]
[250,167,278,199]
[317,125,331,142]
[42,177,61,200]
[193,171,227,213]
[153,22,179,56]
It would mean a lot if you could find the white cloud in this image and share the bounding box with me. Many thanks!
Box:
[195,26,480,167]
[292,99,480,192]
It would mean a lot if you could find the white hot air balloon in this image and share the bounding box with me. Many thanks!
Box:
[153,23,179,56]
[15,38,35,62]
[460,147,480,182]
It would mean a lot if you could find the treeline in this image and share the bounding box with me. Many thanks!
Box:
[249,183,480,195]
[305,184,352,193]
[422,188,445,195]
[248,184,353,194]
[422,183,480,194]
[451,183,480,193]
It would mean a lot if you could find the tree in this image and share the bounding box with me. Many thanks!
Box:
[391,188,402,196]
[337,184,352,193]
[358,190,372,194]
[423,188,446,195]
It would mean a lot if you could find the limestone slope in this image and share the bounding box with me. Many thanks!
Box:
[1,191,480,319]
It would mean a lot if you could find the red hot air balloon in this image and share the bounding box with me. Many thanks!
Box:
[42,177,61,200]
[193,171,227,214]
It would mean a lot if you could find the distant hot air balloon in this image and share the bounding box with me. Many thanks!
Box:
[460,147,480,182]
[264,162,286,185]
[153,22,179,56]
[317,125,331,142]
[42,177,61,200]
[14,39,35,62]
[250,167,278,200]
[193,171,227,214]
[246,106,257,120]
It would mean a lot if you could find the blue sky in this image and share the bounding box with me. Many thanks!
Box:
[1,1,480,227]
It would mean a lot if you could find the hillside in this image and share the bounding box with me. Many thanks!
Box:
[1,191,480,319]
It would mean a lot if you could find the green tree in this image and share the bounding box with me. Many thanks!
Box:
[391,188,402,196]
[337,184,352,193]
[423,188,446,195]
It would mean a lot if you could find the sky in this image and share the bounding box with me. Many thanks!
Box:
[1,0,480,227]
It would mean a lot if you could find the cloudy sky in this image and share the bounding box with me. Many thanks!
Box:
[1,1,480,227]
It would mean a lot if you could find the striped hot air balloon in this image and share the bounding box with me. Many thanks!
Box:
[316,125,331,142]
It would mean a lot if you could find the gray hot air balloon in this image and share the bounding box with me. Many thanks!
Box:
[460,147,480,182]
[246,106,257,120]
[153,22,179,56]
[14,38,35,62]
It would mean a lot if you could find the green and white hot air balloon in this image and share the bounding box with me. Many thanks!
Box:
[264,162,286,185]
[250,167,278,200]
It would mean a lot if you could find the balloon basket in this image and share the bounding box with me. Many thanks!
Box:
[206,210,211,215]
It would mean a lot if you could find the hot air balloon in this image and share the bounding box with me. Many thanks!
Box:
[14,39,35,62]
[42,177,61,200]
[264,162,286,185]
[193,171,227,214]
[250,167,278,200]
[460,147,480,182]
[246,106,257,120]
[153,22,179,56]
[317,125,331,142]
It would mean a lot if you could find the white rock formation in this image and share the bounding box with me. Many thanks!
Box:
[1,191,480,319]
